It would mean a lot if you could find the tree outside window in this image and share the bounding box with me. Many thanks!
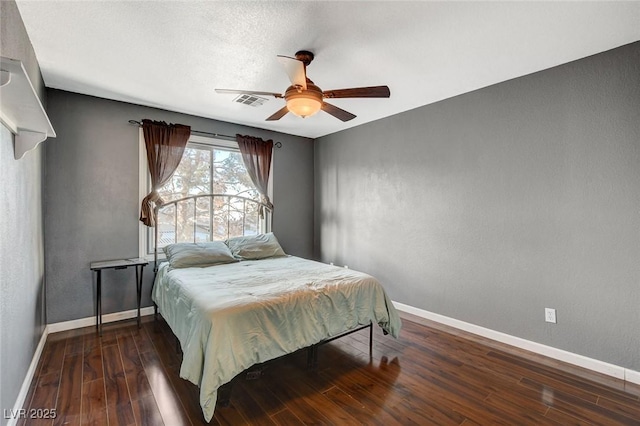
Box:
[152,143,262,250]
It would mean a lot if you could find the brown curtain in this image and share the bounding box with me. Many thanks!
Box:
[139,119,191,227]
[236,134,274,215]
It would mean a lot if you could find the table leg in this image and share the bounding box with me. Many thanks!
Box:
[369,322,373,356]
[136,265,143,328]
[97,270,102,336]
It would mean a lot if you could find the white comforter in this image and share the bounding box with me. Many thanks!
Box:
[152,255,401,422]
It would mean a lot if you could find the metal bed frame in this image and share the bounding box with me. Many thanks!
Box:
[150,193,375,407]
[152,193,272,273]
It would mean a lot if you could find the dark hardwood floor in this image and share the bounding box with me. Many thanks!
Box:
[19,313,640,425]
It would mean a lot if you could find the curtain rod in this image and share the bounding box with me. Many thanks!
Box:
[128,120,281,148]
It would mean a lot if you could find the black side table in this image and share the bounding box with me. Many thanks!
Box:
[90,258,149,336]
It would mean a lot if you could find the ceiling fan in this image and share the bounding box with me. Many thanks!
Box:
[215,50,390,122]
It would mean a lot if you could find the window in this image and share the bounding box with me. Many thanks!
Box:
[139,133,268,258]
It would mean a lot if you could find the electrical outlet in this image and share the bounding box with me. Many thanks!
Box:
[545,308,557,324]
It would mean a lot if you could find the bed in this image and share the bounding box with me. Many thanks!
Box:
[150,194,401,422]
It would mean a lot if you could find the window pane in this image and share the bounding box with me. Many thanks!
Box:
[228,196,245,238]
[244,201,260,236]
[156,204,176,248]
[175,198,195,243]
[213,149,258,199]
[212,196,230,241]
[159,146,211,202]
[148,139,265,255]
[195,197,211,243]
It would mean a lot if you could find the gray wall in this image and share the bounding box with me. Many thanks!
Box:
[315,42,640,371]
[45,90,314,323]
[0,1,47,423]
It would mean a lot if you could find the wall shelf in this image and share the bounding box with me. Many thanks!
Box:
[0,57,56,159]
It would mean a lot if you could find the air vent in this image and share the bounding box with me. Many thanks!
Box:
[233,94,268,107]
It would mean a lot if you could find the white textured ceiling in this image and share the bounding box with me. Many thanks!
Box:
[15,1,640,139]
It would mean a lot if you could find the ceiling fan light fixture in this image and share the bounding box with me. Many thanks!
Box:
[216,51,390,122]
[286,96,321,118]
[285,84,323,118]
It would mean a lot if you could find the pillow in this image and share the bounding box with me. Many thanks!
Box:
[225,232,286,260]
[163,241,237,268]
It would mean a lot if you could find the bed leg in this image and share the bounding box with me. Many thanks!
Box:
[307,346,313,368]
[307,345,318,369]
[313,344,319,367]
[153,303,158,320]
[218,382,233,407]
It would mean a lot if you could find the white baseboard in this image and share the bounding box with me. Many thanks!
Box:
[393,301,640,386]
[47,306,155,333]
[626,368,640,385]
[9,306,156,425]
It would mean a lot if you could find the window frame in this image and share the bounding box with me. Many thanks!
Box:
[138,130,271,260]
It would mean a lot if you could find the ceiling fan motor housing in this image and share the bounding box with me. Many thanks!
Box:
[285,82,323,118]
[294,50,314,66]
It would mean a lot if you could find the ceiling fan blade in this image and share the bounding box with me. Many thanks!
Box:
[265,105,289,121]
[321,102,356,122]
[215,89,283,98]
[323,86,390,99]
[276,56,307,90]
